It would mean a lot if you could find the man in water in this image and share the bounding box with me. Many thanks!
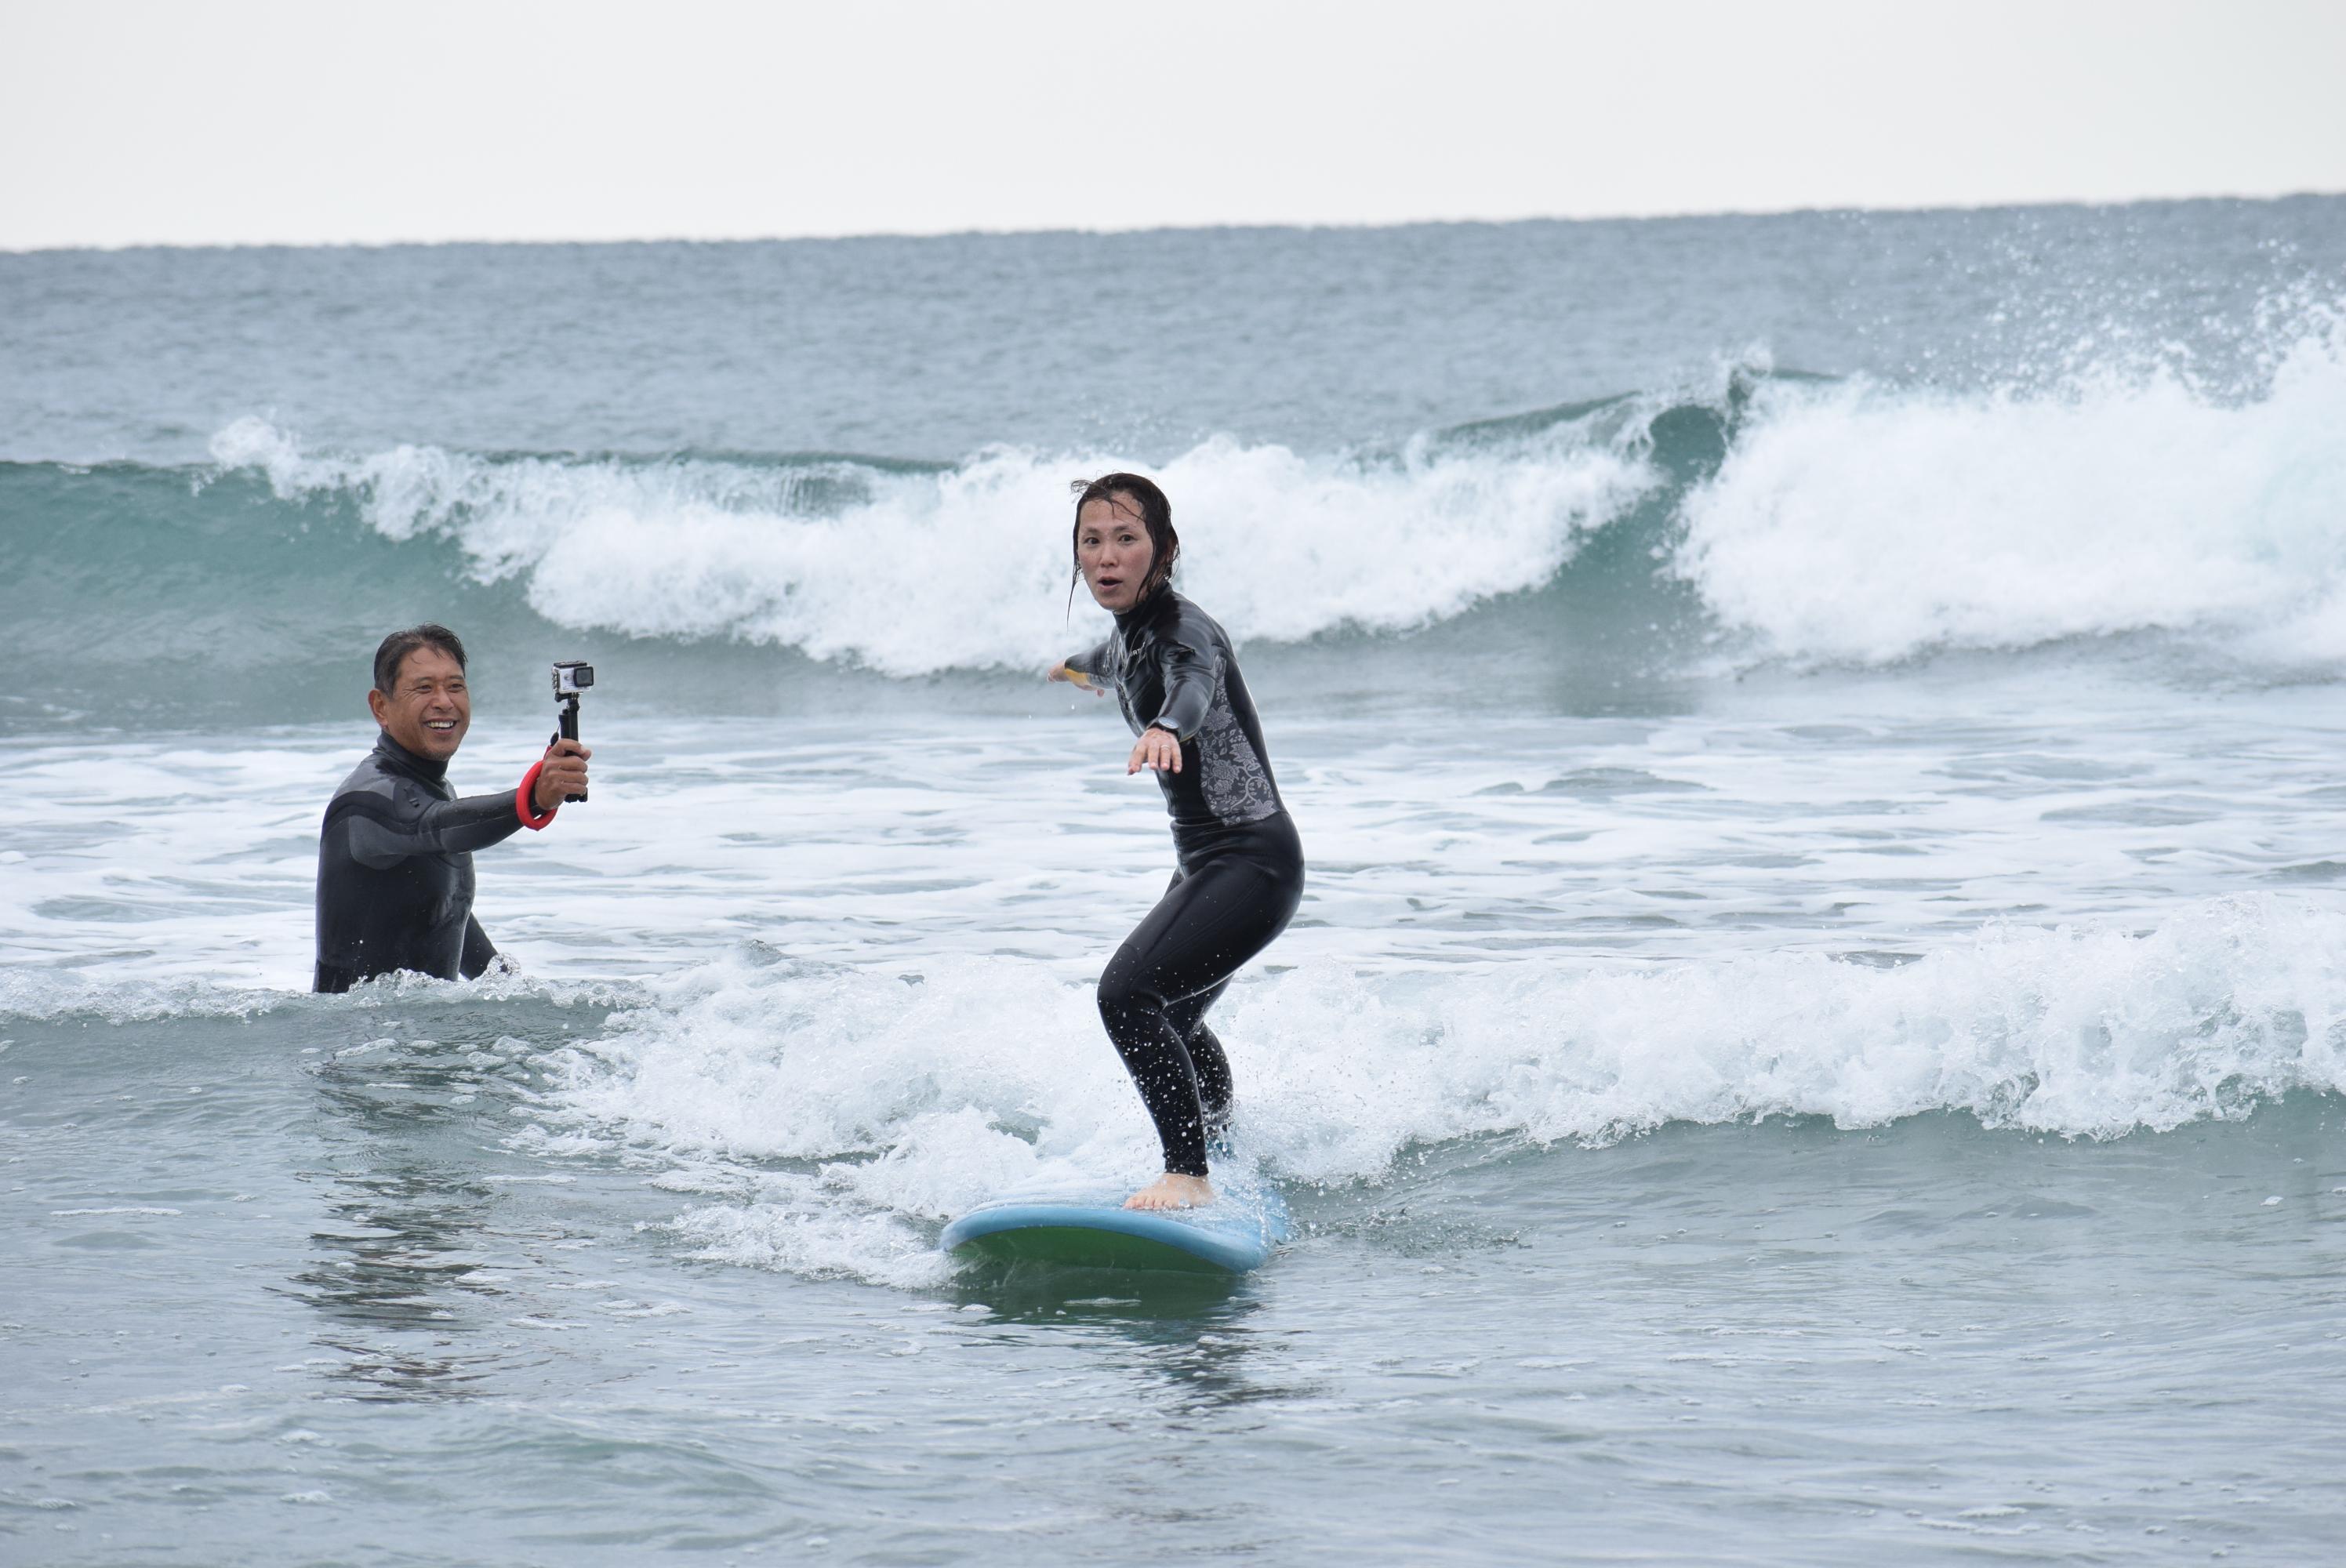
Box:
[313,624,590,993]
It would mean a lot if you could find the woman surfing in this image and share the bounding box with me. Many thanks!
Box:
[1048,474,1306,1212]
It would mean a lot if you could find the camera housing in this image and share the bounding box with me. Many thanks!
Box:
[550,661,592,804]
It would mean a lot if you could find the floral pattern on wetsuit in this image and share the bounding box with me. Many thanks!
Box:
[1197,679,1280,825]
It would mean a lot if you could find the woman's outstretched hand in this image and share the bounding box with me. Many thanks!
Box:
[1047,661,1104,695]
[1128,726,1182,775]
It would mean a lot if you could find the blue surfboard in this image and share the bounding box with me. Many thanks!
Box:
[941,1173,1289,1276]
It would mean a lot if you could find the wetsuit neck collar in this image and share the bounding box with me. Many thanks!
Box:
[374,728,449,784]
[1114,583,1175,632]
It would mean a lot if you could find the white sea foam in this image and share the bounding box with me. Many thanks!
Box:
[0,969,292,1023]
[208,321,2346,679]
[1679,325,2346,667]
[528,896,2346,1285]
[0,961,623,1024]
[207,419,1655,676]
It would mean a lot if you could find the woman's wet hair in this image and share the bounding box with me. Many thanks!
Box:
[372,623,468,695]
[1069,473,1179,608]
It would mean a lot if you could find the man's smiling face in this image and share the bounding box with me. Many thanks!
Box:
[367,644,472,763]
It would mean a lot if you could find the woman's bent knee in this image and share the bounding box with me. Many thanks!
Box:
[1096,971,1153,1028]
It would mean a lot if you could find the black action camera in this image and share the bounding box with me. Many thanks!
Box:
[551,661,593,803]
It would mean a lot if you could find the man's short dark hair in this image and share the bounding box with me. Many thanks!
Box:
[372,624,468,695]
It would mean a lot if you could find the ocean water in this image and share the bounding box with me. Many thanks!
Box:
[4,201,2345,1564]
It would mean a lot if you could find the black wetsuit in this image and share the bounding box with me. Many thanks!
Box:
[1065,587,1306,1177]
[313,732,557,993]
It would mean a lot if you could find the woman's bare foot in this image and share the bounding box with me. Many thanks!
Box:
[1124,1172,1215,1210]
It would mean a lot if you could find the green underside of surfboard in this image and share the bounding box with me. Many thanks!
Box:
[949,1225,1238,1276]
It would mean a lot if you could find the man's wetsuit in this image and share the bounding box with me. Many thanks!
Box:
[313,732,558,993]
[1065,587,1306,1177]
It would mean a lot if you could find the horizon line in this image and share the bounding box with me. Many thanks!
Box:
[6,188,2342,259]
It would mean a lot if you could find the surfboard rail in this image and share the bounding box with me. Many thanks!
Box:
[942,1181,1288,1275]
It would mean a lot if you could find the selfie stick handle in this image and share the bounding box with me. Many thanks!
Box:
[554,695,587,803]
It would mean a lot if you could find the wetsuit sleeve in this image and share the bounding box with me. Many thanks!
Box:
[1062,637,1117,688]
[331,789,528,870]
[458,915,498,980]
[1148,629,1218,742]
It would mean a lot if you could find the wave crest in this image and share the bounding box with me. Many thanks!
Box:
[208,418,1658,676]
[1677,323,2346,668]
[523,896,2346,1283]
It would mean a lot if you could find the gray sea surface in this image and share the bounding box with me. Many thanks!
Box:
[5,200,2346,1563]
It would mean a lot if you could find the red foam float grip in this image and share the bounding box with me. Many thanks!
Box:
[517,760,559,829]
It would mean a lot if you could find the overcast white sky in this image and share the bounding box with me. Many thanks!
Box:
[2,0,2341,250]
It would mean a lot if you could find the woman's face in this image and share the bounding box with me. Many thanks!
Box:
[1077,494,1154,613]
